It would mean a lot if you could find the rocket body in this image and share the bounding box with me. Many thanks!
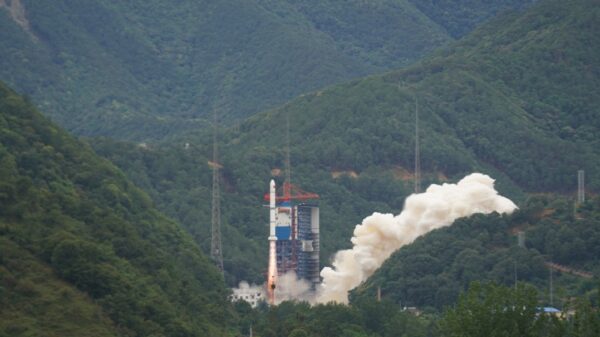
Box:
[269,180,277,240]
[267,179,278,304]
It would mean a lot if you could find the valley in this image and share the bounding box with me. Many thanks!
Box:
[1,0,599,336]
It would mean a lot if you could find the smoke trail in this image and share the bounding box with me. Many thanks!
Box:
[316,173,517,303]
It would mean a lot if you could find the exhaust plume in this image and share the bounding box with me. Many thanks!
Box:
[316,173,517,303]
[274,272,314,304]
[231,272,314,306]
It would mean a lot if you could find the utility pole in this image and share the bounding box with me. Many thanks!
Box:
[211,108,224,275]
[549,267,554,307]
[514,261,518,289]
[575,170,585,219]
[285,110,297,270]
[577,170,585,204]
[414,95,421,193]
[285,111,292,195]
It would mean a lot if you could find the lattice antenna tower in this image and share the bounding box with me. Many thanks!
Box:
[514,261,518,289]
[285,110,297,270]
[549,267,554,306]
[285,111,292,189]
[414,95,421,193]
[577,170,585,204]
[211,107,224,274]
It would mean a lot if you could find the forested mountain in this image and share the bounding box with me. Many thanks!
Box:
[93,0,599,288]
[215,0,599,193]
[0,0,532,139]
[0,82,231,336]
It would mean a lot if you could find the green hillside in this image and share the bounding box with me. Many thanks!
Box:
[1,238,120,337]
[0,0,428,139]
[92,0,599,288]
[281,0,449,69]
[221,0,600,193]
[0,82,231,336]
[407,0,536,37]
[0,0,533,140]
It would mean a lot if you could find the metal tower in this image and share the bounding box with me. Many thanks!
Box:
[514,261,518,289]
[211,109,224,274]
[285,111,292,197]
[285,111,298,272]
[414,95,421,193]
[577,170,585,204]
[517,231,526,248]
[549,267,554,306]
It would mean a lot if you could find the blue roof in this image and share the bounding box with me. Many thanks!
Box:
[542,307,561,313]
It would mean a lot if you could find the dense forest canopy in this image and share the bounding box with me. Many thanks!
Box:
[0,0,533,139]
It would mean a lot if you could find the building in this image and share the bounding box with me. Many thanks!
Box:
[230,283,265,308]
[296,204,320,288]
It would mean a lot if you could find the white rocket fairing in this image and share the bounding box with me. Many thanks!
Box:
[267,180,278,304]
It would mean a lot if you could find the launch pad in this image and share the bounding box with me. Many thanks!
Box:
[265,180,320,304]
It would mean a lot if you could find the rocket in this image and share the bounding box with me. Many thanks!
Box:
[267,179,278,305]
[269,179,277,240]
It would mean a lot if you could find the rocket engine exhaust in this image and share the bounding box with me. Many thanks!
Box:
[267,240,277,304]
[267,179,278,304]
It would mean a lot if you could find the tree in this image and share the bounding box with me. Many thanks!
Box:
[288,328,309,337]
[439,282,561,337]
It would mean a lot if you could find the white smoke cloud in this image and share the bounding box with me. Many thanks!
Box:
[273,272,314,304]
[231,272,314,305]
[316,173,517,303]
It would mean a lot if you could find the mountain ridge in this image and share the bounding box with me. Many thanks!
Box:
[0,0,534,139]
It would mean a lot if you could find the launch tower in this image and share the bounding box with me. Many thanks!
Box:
[265,180,320,304]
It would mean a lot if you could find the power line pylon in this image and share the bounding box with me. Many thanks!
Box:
[284,111,298,271]
[211,109,224,275]
[285,111,292,195]
[414,95,421,194]
[577,170,585,204]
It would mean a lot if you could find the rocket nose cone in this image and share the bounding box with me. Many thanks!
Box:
[270,179,275,186]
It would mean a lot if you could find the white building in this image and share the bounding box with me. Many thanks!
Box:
[230,282,265,308]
